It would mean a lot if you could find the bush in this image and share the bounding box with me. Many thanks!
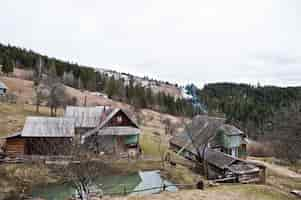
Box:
[247,142,274,157]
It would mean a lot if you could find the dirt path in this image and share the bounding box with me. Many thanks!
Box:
[249,159,301,178]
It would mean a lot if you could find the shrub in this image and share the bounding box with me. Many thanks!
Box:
[247,141,274,157]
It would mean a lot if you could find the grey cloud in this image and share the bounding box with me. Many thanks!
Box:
[0,0,301,87]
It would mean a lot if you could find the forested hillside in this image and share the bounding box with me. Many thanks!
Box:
[0,43,201,117]
[200,83,301,135]
[198,83,301,162]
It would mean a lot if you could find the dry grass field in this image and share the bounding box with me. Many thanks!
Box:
[0,75,186,137]
[107,184,296,200]
[0,103,64,137]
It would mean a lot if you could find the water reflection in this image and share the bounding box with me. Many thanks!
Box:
[32,170,177,200]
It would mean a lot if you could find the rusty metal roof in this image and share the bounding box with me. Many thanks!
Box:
[219,124,244,136]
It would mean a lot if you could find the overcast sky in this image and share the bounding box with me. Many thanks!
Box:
[1,0,301,88]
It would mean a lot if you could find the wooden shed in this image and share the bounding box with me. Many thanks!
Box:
[3,117,75,157]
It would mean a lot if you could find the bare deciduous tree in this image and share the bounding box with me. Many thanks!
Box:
[45,61,68,116]
[33,84,47,113]
[54,142,114,200]
[33,56,44,113]
[184,115,224,177]
[162,118,176,136]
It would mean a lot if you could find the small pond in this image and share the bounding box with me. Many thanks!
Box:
[31,170,177,200]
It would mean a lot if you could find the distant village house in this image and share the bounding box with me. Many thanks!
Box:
[0,81,8,96]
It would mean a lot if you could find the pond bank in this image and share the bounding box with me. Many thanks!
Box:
[0,163,58,200]
[32,170,177,200]
[0,160,200,200]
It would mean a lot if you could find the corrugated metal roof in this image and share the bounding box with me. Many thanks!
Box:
[219,124,244,136]
[200,147,237,169]
[64,106,108,128]
[22,117,75,137]
[0,81,8,89]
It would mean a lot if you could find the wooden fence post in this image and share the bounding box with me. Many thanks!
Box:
[123,185,127,195]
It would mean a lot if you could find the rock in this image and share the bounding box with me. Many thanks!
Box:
[208,181,220,187]
[291,190,301,198]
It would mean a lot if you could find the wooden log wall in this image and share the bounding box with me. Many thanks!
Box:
[6,138,25,157]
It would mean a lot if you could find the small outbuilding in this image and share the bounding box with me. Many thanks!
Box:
[3,117,75,157]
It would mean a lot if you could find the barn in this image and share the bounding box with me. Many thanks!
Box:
[3,117,75,157]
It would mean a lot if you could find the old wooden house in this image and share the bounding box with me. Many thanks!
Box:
[212,124,247,158]
[170,115,264,182]
[3,117,75,157]
[81,108,141,157]
[170,115,247,160]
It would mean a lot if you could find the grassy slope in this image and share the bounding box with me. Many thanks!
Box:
[109,185,295,200]
[0,103,64,137]
[0,75,186,137]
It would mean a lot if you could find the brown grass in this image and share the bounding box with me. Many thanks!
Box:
[0,103,64,137]
[107,184,296,200]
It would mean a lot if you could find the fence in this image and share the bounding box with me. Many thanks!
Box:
[102,182,201,196]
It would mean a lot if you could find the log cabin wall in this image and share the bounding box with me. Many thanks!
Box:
[5,137,26,157]
[26,137,72,155]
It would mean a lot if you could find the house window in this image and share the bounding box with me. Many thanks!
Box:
[117,116,123,123]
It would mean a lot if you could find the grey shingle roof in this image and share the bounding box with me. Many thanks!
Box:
[64,106,108,128]
[170,115,225,150]
[0,81,8,89]
[219,124,244,136]
[201,147,236,169]
[22,117,75,137]
[170,115,249,171]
